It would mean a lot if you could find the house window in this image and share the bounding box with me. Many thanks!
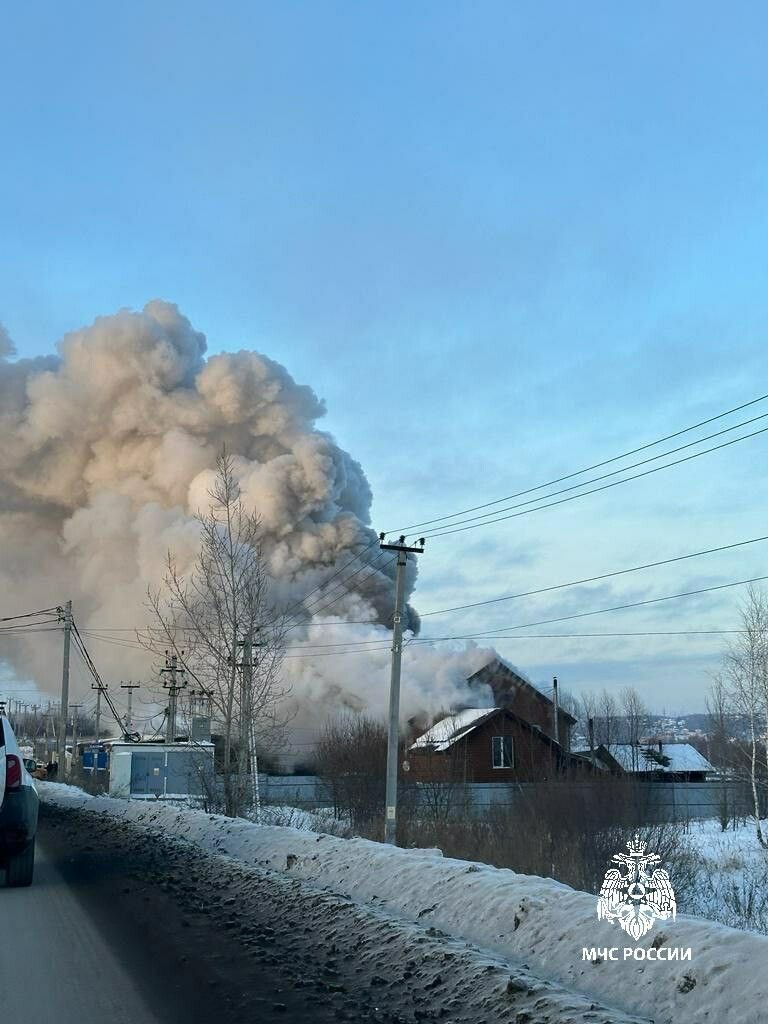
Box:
[492,736,514,769]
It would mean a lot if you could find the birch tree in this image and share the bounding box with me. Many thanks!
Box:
[723,586,768,845]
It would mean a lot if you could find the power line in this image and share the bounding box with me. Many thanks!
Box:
[0,622,63,630]
[281,536,381,623]
[263,626,750,652]
[0,606,59,623]
[388,390,768,535]
[285,551,398,631]
[71,564,768,663]
[416,412,768,538]
[417,629,747,638]
[288,549,392,622]
[292,567,768,653]
[49,534,768,660]
[422,424,768,539]
[411,573,768,642]
[417,533,768,618]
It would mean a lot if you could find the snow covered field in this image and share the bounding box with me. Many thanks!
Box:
[39,783,768,1024]
[684,819,768,932]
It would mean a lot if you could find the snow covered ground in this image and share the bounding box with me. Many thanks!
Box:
[39,783,768,1024]
[687,818,766,864]
[253,803,352,836]
[684,819,768,932]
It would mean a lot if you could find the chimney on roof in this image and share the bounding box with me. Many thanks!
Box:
[658,740,663,753]
[588,716,595,754]
[552,676,560,745]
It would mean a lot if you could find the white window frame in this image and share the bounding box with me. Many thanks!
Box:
[492,735,514,769]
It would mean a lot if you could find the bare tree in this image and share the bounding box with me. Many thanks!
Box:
[706,672,738,830]
[574,690,598,755]
[143,450,290,817]
[621,686,649,769]
[722,586,768,845]
[706,672,736,768]
[314,713,388,833]
[594,690,619,747]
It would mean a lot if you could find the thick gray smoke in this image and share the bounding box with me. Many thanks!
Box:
[0,302,493,726]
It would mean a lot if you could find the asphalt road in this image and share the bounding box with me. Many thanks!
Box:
[0,843,163,1024]
[3,804,644,1024]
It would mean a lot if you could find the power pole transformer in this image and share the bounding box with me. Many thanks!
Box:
[161,654,186,742]
[378,533,425,845]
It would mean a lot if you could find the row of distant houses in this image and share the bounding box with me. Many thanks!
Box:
[407,658,714,785]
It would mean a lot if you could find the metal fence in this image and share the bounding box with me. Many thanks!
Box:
[409,778,753,824]
[260,774,333,807]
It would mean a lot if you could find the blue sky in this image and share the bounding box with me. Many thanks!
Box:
[2,2,767,710]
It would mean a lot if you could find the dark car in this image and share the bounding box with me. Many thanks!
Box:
[0,714,39,886]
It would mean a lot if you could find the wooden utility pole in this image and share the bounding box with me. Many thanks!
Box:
[378,533,425,845]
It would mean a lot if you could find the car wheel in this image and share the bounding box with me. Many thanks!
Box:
[6,839,35,887]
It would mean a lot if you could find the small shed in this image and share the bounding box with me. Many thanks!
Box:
[109,741,214,800]
[579,742,714,782]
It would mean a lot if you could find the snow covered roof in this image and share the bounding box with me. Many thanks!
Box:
[602,743,713,774]
[410,709,497,752]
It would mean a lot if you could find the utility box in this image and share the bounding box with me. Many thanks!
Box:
[108,742,214,801]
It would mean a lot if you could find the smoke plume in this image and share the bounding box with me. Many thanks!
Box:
[0,302,493,729]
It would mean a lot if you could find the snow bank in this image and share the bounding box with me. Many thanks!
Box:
[40,782,767,1023]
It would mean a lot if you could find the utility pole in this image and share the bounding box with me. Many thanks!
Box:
[378,533,425,845]
[91,682,106,743]
[57,600,72,776]
[161,655,186,743]
[121,681,140,736]
[70,703,82,771]
[237,627,263,818]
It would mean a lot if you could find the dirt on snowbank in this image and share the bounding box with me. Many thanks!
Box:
[40,801,643,1024]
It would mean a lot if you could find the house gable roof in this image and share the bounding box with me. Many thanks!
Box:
[410,706,572,757]
[410,708,500,752]
[467,657,577,724]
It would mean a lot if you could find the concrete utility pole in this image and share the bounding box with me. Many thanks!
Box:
[69,704,82,771]
[91,682,105,743]
[121,681,140,736]
[378,533,425,845]
[57,600,72,775]
[238,627,263,819]
[161,655,186,742]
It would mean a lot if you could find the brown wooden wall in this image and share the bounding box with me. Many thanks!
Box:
[467,664,573,750]
[409,714,562,784]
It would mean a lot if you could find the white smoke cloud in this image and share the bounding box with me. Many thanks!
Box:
[0,301,494,724]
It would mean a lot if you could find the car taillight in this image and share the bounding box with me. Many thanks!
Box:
[5,754,22,790]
